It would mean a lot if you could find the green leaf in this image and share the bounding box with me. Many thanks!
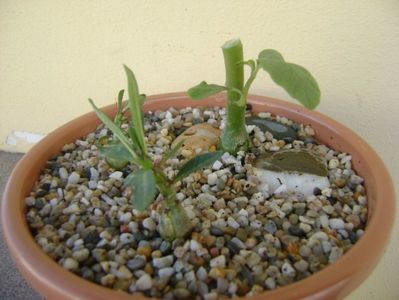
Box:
[161,139,186,164]
[174,151,223,182]
[258,49,320,109]
[188,81,227,100]
[117,89,125,111]
[124,169,157,211]
[89,98,140,164]
[124,65,148,154]
[99,140,132,169]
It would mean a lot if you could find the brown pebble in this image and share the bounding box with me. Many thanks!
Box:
[236,281,250,296]
[205,236,216,247]
[209,267,226,279]
[209,247,220,257]
[137,245,152,259]
[192,232,207,245]
[189,255,205,267]
[335,178,347,188]
[287,242,299,255]
[151,250,162,259]
[144,263,154,275]
[346,214,361,228]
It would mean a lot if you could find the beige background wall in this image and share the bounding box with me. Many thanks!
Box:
[1,0,398,298]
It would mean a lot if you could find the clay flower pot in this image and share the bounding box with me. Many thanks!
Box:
[1,92,395,300]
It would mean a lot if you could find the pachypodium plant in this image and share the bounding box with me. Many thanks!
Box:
[89,66,222,240]
[188,38,321,154]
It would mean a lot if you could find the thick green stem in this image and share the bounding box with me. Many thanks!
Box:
[154,167,192,240]
[220,39,249,153]
[222,39,244,103]
[221,102,250,153]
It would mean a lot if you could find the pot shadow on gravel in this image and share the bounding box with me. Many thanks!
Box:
[0,151,43,300]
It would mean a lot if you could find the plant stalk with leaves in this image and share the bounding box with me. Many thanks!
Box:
[89,66,222,240]
[188,38,321,154]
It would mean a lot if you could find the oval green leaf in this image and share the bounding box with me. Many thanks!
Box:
[124,169,157,211]
[258,49,320,109]
[188,81,227,100]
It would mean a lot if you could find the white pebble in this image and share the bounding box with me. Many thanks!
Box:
[109,171,123,180]
[153,255,174,268]
[212,160,223,171]
[142,218,156,231]
[89,167,98,181]
[282,262,296,277]
[207,173,218,186]
[67,172,80,184]
[62,204,80,215]
[119,212,132,223]
[328,158,339,169]
[329,218,345,230]
[59,167,68,180]
[120,233,134,245]
[190,239,202,251]
[158,267,175,279]
[227,216,240,229]
[210,255,226,268]
[63,258,79,270]
[136,274,152,290]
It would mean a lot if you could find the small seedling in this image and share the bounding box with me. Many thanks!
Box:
[89,66,222,240]
[188,38,321,154]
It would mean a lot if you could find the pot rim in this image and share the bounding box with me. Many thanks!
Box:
[1,92,396,300]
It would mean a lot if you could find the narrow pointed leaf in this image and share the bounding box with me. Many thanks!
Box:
[174,151,223,182]
[188,81,227,100]
[89,98,139,164]
[124,169,157,211]
[117,89,125,111]
[258,49,320,109]
[124,65,147,154]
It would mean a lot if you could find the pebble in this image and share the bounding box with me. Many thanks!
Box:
[210,255,226,268]
[153,255,174,268]
[265,277,276,289]
[265,220,277,234]
[329,218,345,230]
[329,247,344,263]
[63,258,79,270]
[142,218,156,231]
[120,233,134,245]
[294,260,309,272]
[116,266,132,279]
[136,274,152,290]
[158,267,175,279]
[281,262,296,277]
[227,216,240,229]
[207,173,218,186]
[127,257,146,270]
[68,172,80,184]
[72,248,90,262]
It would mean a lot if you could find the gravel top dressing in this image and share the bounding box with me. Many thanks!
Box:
[25,106,368,299]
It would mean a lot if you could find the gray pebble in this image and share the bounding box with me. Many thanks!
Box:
[127,257,146,270]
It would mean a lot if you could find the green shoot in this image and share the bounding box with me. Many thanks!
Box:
[89,66,222,240]
[188,38,321,154]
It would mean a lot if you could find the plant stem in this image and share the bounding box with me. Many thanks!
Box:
[153,167,192,240]
[220,39,250,153]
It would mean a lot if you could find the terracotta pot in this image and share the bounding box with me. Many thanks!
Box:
[1,92,395,300]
